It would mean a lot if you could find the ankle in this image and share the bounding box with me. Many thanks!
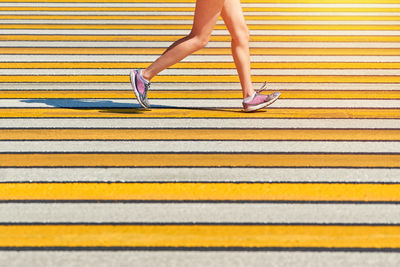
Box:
[141,69,151,82]
[243,90,256,99]
[243,92,256,103]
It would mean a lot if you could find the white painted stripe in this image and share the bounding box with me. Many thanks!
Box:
[0,19,188,24]
[167,69,398,76]
[3,20,400,25]
[1,203,400,224]
[0,83,245,90]
[3,29,400,36]
[3,69,399,76]
[0,252,397,267]
[0,3,198,8]
[2,167,400,183]
[4,252,400,267]
[3,55,400,62]
[1,140,398,153]
[3,99,400,109]
[2,3,400,8]
[0,11,189,15]
[1,118,399,129]
[2,83,400,91]
[1,41,399,48]
[3,11,400,16]
[149,83,400,91]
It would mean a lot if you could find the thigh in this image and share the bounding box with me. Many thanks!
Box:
[221,0,248,38]
[190,0,226,37]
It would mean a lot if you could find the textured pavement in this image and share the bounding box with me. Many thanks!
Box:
[1,0,400,266]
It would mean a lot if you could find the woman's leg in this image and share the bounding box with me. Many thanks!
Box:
[142,0,226,81]
[221,0,255,98]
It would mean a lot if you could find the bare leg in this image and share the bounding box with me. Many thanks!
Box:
[142,0,226,81]
[221,0,255,98]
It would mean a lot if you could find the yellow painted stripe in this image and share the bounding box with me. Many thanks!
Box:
[1,225,400,248]
[2,24,400,31]
[0,15,398,21]
[3,7,400,12]
[1,108,399,119]
[1,183,400,201]
[2,90,400,100]
[1,62,398,69]
[0,154,399,168]
[1,75,399,83]
[2,47,400,56]
[1,129,399,141]
[1,35,398,42]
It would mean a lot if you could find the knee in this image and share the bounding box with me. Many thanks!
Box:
[231,25,250,45]
[189,33,210,50]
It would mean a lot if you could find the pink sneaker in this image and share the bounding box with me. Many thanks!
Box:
[242,82,280,112]
[130,69,150,108]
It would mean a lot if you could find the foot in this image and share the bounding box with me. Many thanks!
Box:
[242,82,280,112]
[130,69,151,108]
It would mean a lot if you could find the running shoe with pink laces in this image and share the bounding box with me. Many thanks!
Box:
[130,69,150,108]
[242,82,280,112]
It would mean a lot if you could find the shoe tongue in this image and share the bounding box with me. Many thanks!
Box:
[243,92,257,103]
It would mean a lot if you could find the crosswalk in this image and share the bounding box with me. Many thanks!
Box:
[0,0,400,265]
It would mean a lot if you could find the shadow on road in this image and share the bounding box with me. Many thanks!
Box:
[20,99,263,114]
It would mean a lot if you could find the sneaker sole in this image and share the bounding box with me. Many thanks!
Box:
[130,71,149,108]
[243,92,280,112]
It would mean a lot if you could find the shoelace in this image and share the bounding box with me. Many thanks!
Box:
[256,81,268,94]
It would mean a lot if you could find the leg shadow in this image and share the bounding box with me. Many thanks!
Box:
[20,99,264,114]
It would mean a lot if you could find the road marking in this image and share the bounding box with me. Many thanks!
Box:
[1,182,400,202]
[3,41,399,48]
[5,69,400,76]
[2,140,399,153]
[1,203,400,224]
[3,99,400,109]
[2,62,400,69]
[0,0,397,3]
[1,75,400,83]
[0,154,399,168]
[2,129,399,141]
[1,118,399,129]
[1,108,399,119]
[2,24,400,31]
[3,7,400,12]
[1,35,400,42]
[1,224,400,249]
[4,29,400,36]
[3,47,400,55]
[0,252,397,266]
[3,90,400,99]
[1,14,400,21]
[4,55,400,63]
[2,167,400,183]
